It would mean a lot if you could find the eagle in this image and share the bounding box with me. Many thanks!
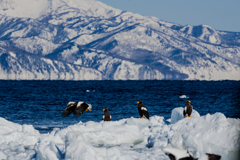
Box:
[137,101,149,119]
[183,100,192,118]
[62,101,92,117]
[102,108,111,121]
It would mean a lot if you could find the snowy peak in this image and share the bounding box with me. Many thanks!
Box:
[0,0,51,18]
[0,0,122,19]
[180,24,221,44]
[62,0,121,17]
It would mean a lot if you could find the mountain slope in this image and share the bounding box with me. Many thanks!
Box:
[0,0,239,80]
[0,46,102,80]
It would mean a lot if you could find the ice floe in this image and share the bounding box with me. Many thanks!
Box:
[179,95,189,99]
[0,108,239,160]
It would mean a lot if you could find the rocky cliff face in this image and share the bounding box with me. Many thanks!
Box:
[0,0,239,80]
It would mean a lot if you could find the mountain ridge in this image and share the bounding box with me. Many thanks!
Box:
[0,0,239,80]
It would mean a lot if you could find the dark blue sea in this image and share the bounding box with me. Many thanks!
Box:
[0,80,239,133]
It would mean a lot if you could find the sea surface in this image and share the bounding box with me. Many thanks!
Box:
[0,80,239,133]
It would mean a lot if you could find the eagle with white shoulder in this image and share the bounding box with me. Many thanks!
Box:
[137,101,149,119]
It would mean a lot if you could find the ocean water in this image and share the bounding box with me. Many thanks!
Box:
[0,80,239,133]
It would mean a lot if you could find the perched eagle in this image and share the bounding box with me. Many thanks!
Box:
[183,100,192,117]
[102,108,111,121]
[62,101,92,117]
[137,101,149,119]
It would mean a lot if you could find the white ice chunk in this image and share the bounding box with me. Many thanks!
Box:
[170,113,240,160]
[179,95,189,99]
[171,107,200,124]
[0,151,7,159]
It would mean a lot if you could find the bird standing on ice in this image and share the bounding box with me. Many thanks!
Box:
[137,101,149,119]
[102,108,111,121]
[62,101,92,117]
[183,100,192,117]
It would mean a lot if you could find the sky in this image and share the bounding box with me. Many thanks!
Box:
[97,0,240,32]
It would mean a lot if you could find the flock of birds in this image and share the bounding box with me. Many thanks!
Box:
[61,101,223,160]
[61,100,193,120]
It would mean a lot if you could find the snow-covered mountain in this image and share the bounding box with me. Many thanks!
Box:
[0,0,240,80]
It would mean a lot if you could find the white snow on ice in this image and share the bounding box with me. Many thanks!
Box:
[0,108,239,160]
[171,107,200,124]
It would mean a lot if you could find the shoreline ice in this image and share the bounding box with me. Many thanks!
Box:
[0,108,239,160]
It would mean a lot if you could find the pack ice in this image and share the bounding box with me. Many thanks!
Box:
[0,108,239,160]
